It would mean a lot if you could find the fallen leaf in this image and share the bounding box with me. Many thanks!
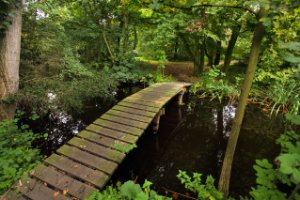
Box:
[53,191,60,197]
[63,189,69,195]
[172,192,179,199]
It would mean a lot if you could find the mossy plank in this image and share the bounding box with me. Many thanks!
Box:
[111,105,157,118]
[105,109,153,123]
[117,101,160,113]
[84,126,138,144]
[100,114,150,129]
[68,137,125,163]
[93,119,144,136]
[57,145,118,175]
[45,154,109,188]
[79,130,129,148]
[32,164,96,199]
[18,178,69,200]
[1,190,27,200]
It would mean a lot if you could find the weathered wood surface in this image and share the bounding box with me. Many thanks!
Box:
[2,82,190,200]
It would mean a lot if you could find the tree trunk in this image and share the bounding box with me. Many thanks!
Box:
[121,12,129,55]
[174,36,179,60]
[214,40,222,65]
[133,27,138,50]
[193,43,205,75]
[0,2,22,120]
[218,9,265,196]
[223,25,241,73]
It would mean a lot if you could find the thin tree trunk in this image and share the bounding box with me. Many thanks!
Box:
[102,30,115,63]
[0,1,22,120]
[174,36,179,60]
[193,43,205,75]
[122,14,129,54]
[223,25,241,73]
[218,8,265,196]
[133,27,138,50]
[214,40,222,65]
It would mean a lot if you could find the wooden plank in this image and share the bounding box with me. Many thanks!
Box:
[82,126,138,144]
[57,145,118,175]
[117,101,160,113]
[45,154,108,188]
[1,190,27,200]
[121,98,162,108]
[122,98,166,108]
[68,137,125,163]
[100,114,150,129]
[18,178,69,200]
[93,119,144,136]
[79,130,129,148]
[105,109,153,123]
[32,164,96,199]
[111,105,157,118]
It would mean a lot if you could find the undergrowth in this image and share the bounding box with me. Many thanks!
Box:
[0,118,42,194]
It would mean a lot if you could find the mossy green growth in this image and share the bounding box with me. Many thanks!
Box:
[113,143,137,154]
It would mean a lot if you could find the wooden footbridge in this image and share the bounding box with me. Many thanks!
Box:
[3,82,191,200]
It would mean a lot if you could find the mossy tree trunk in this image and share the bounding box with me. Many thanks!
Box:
[218,8,266,196]
[0,1,22,120]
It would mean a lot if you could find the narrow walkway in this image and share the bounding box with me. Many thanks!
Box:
[3,82,191,200]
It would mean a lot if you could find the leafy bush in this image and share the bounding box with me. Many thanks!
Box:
[0,119,41,194]
[86,180,170,200]
[12,70,118,116]
[253,68,300,114]
[177,170,224,200]
[250,113,300,200]
[191,67,240,103]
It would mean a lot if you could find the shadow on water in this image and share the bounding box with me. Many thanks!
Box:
[110,94,284,198]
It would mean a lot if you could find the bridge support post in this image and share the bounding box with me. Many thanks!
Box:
[153,108,165,134]
[177,88,187,106]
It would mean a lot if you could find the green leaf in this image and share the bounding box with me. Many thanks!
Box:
[120,181,142,199]
[285,113,300,125]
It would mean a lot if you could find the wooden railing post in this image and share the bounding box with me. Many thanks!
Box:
[177,88,187,106]
[153,108,165,134]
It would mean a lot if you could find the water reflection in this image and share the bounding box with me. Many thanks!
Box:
[112,96,283,198]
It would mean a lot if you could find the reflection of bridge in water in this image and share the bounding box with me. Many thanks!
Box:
[4,82,191,200]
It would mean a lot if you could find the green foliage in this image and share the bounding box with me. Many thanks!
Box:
[250,113,300,200]
[13,71,117,116]
[177,170,223,200]
[85,180,170,200]
[254,68,300,114]
[0,119,41,194]
[191,68,240,102]
[113,143,137,154]
[0,0,21,35]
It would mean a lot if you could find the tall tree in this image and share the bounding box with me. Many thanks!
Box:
[0,0,22,120]
[218,8,266,196]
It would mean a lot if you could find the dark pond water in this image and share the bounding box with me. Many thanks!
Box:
[110,95,284,198]
[25,89,284,198]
